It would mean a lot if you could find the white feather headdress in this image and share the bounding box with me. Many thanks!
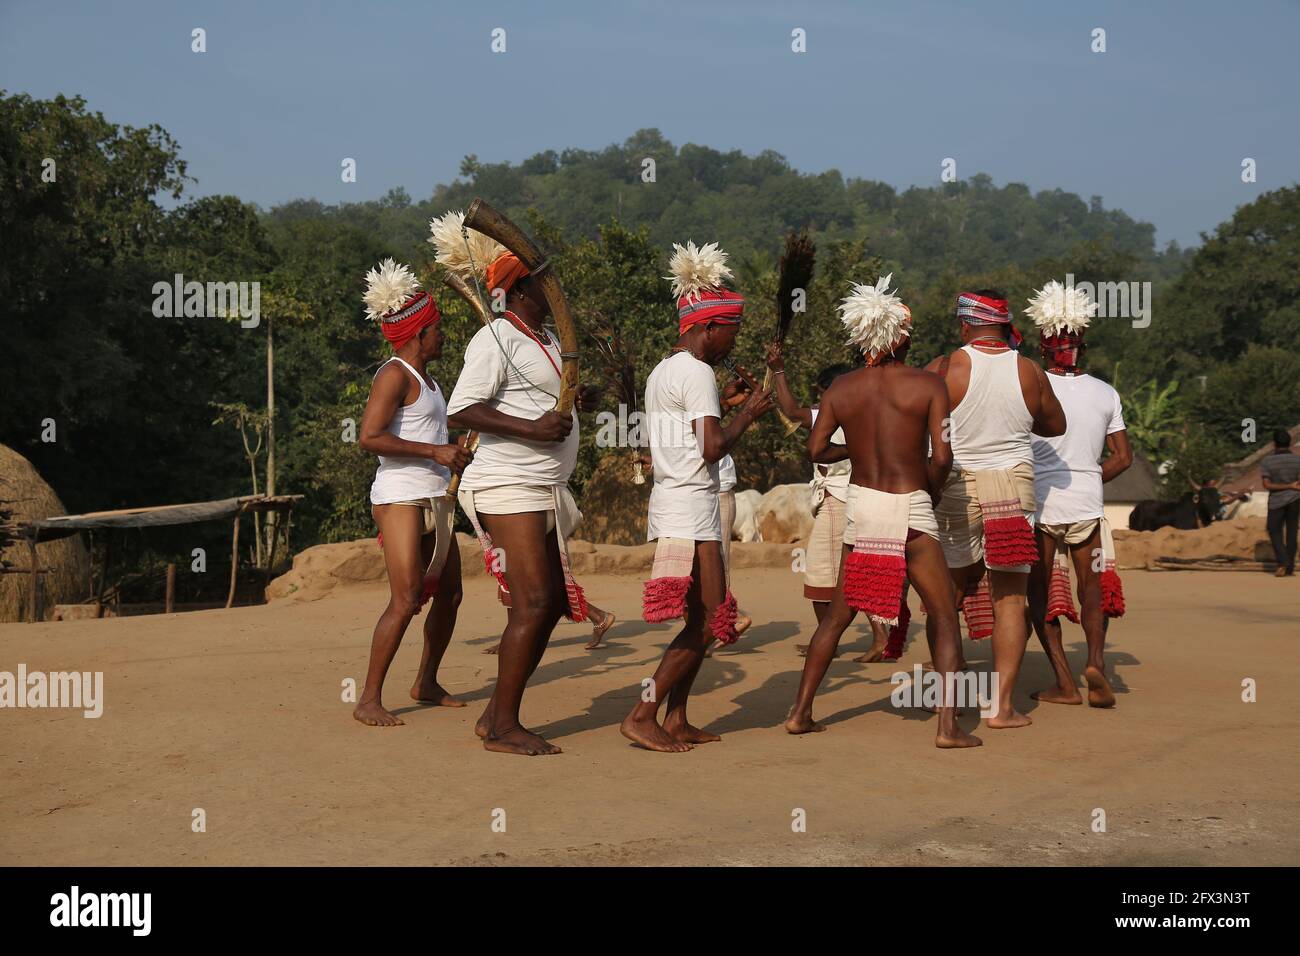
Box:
[839,274,911,358]
[363,258,421,322]
[666,241,733,301]
[1025,280,1098,336]
[427,210,508,279]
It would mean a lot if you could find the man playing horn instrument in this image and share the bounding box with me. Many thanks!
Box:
[354,260,473,727]
[436,217,599,756]
[785,277,979,748]
[623,241,774,753]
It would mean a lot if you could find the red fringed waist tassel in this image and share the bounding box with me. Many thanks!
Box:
[982,514,1039,568]
[642,576,691,623]
[1047,557,1078,623]
[842,549,908,626]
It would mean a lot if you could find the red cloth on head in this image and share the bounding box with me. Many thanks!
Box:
[486,252,529,296]
[678,288,744,334]
[380,291,440,349]
[1041,330,1084,371]
[957,291,1022,347]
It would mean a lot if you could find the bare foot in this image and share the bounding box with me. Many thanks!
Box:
[620,714,693,752]
[936,728,984,749]
[854,646,886,663]
[1031,687,1083,705]
[663,717,721,744]
[474,709,491,739]
[482,642,500,655]
[410,681,465,707]
[353,700,403,727]
[586,611,616,650]
[734,613,753,637]
[923,659,970,672]
[1084,665,1116,708]
[784,711,827,735]
[985,709,1032,729]
[796,644,841,659]
[483,725,562,756]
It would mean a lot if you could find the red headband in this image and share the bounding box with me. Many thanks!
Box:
[957,292,1021,347]
[677,288,744,335]
[380,292,440,349]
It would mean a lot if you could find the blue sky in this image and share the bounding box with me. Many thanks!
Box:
[2,0,1296,247]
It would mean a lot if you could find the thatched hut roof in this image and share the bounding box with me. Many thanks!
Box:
[0,443,90,622]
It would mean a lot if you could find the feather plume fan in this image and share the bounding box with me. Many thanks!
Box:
[363,258,420,322]
[839,274,911,358]
[588,309,638,410]
[427,210,507,280]
[776,231,816,342]
[1025,280,1098,336]
[666,241,733,301]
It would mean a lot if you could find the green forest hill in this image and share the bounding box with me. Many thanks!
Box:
[4,94,1298,599]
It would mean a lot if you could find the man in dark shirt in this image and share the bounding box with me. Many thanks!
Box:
[1261,429,1300,577]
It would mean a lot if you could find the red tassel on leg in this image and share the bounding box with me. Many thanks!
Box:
[961,575,994,640]
[642,576,692,623]
[883,599,911,661]
[710,591,740,645]
[983,516,1039,568]
[842,551,908,624]
[418,575,438,610]
[1100,569,1126,618]
[1047,561,1078,623]
[564,578,589,623]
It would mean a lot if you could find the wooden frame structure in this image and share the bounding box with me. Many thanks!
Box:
[16,494,303,621]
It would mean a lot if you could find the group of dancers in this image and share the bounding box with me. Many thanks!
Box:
[352,217,1132,755]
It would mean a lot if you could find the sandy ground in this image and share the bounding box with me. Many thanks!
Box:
[1,568,1297,867]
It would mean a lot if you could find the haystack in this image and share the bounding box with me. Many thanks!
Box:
[0,443,91,622]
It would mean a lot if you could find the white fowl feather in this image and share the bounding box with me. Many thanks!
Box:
[427,210,507,279]
[666,240,734,301]
[363,258,421,322]
[1025,280,1098,336]
[839,274,911,358]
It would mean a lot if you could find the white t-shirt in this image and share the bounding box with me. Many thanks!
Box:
[718,454,737,492]
[645,351,723,541]
[447,316,578,490]
[1032,373,1125,524]
[809,407,851,502]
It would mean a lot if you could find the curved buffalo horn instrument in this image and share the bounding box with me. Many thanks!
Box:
[762,230,816,437]
[440,272,494,500]
[464,197,580,414]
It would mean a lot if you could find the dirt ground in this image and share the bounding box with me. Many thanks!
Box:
[2,568,1297,866]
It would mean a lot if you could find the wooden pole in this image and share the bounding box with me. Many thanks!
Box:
[26,536,38,622]
[226,509,241,609]
[165,562,176,614]
[264,314,277,564]
[95,531,113,619]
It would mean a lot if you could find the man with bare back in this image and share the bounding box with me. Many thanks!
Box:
[622,240,773,753]
[355,260,473,727]
[447,249,598,756]
[923,290,1067,730]
[765,345,901,663]
[785,277,979,748]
